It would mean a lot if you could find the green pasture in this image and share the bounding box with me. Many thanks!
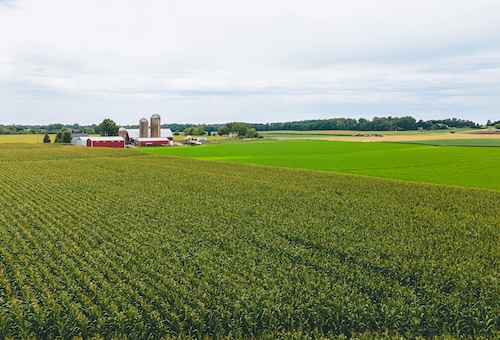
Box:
[259,131,353,139]
[403,138,500,147]
[138,140,500,191]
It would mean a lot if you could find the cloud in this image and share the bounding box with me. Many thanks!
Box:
[1,0,500,124]
[0,0,20,6]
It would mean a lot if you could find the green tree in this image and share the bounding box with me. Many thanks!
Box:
[395,116,417,130]
[48,123,64,133]
[62,131,72,143]
[43,134,51,143]
[218,125,230,136]
[193,126,205,135]
[183,127,195,135]
[245,128,259,138]
[431,123,448,130]
[54,131,63,143]
[218,122,252,137]
[99,119,119,136]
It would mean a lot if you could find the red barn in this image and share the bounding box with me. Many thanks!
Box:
[86,136,125,148]
[134,137,172,147]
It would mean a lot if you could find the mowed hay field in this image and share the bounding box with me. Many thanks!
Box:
[0,144,499,338]
[140,139,500,191]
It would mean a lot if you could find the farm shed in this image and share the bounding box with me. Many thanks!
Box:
[71,136,89,146]
[193,137,208,143]
[134,137,172,147]
[161,128,174,139]
[86,136,125,148]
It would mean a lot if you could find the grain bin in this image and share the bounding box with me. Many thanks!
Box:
[139,118,149,138]
[118,127,129,142]
[150,114,161,138]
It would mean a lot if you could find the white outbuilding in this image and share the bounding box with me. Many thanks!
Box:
[71,137,89,146]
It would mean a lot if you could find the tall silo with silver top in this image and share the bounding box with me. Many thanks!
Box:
[150,114,161,138]
[139,118,149,138]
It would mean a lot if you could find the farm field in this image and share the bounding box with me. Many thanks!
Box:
[403,138,500,147]
[259,128,500,142]
[0,134,57,144]
[139,140,500,191]
[0,144,498,338]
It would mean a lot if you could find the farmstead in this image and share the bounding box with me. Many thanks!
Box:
[120,115,174,145]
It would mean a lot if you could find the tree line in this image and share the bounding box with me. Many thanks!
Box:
[252,117,485,131]
[2,116,498,136]
[0,123,100,135]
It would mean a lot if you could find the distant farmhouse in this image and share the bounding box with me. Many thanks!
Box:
[72,114,173,148]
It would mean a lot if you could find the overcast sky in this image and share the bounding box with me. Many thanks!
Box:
[1,0,499,125]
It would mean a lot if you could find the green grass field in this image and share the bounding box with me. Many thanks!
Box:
[403,138,500,147]
[138,140,500,191]
[0,144,498,338]
[258,128,476,138]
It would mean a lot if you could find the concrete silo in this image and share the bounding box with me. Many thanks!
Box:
[139,118,149,138]
[118,127,129,142]
[150,114,161,138]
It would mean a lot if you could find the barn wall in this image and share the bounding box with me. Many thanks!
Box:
[87,140,124,148]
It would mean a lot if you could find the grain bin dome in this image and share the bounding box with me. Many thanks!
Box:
[151,114,161,119]
[140,118,148,123]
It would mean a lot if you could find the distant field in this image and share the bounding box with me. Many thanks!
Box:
[259,129,500,143]
[0,134,56,143]
[402,138,500,147]
[0,144,498,338]
[260,129,474,137]
[138,140,500,191]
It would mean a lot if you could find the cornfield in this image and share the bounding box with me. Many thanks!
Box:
[0,144,498,338]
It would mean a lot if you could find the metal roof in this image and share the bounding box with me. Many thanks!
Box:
[135,137,170,141]
[161,129,173,138]
[126,128,173,138]
[88,136,125,141]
